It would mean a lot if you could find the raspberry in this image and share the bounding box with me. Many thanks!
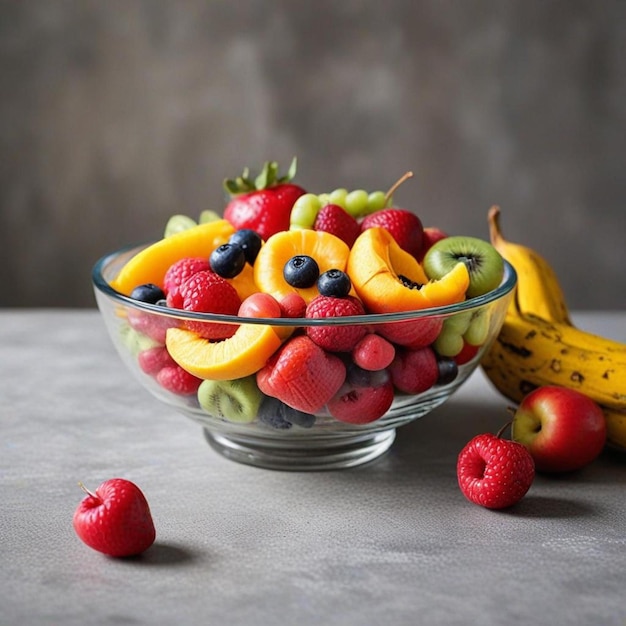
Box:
[457,432,535,509]
[156,364,202,396]
[179,270,242,340]
[127,309,177,344]
[314,204,361,247]
[305,295,367,352]
[164,257,210,308]
[137,346,176,376]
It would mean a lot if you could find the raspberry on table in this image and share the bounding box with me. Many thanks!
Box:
[457,433,535,509]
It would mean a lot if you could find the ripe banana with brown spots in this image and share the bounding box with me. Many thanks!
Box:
[481,207,626,450]
[488,206,572,325]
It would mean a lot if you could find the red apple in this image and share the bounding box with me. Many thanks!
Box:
[511,386,607,473]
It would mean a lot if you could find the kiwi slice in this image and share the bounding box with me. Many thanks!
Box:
[164,214,197,238]
[197,376,263,423]
[423,236,504,298]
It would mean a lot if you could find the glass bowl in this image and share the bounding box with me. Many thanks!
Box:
[93,243,516,471]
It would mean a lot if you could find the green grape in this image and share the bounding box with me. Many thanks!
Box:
[328,188,348,209]
[290,193,322,229]
[434,328,464,357]
[464,309,491,346]
[366,190,387,213]
[119,323,160,357]
[443,311,473,335]
[164,214,197,237]
[199,209,222,224]
[344,189,370,217]
[317,192,332,208]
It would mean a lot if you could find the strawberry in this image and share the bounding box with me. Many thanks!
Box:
[328,371,394,424]
[314,204,361,247]
[377,316,444,349]
[360,208,424,258]
[223,159,306,241]
[164,257,210,308]
[305,294,368,352]
[389,346,439,395]
[73,478,156,557]
[454,340,480,365]
[457,431,535,509]
[179,270,241,340]
[257,335,346,413]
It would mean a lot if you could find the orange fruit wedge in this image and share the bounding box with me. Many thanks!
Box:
[348,227,470,313]
[165,323,287,381]
[254,229,351,305]
[111,220,257,299]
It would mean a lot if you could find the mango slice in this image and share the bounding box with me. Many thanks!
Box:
[111,220,257,299]
[347,227,470,313]
[254,229,351,304]
[165,323,287,381]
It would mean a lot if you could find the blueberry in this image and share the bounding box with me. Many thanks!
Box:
[258,396,316,430]
[130,283,166,304]
[317,269,352,297]
[257,397,293,430]
[210,243,246,278]
[229,229,263,265]
[283,255,319,288]
[436,357,458,386]
[282,405,316,429]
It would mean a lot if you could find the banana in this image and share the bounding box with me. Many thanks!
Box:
[604,406,626,451]
[488,206,571,325]
[481,207,626,451]
[481,309,626,410]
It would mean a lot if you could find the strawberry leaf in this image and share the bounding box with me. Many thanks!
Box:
[224,158,298,196]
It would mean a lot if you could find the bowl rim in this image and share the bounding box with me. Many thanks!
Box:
[92,242,517,327]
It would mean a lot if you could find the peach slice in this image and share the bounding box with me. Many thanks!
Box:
[254,229,351,305]
[165,323,287,381]
[347,227,470,313]
[111,220,257,299]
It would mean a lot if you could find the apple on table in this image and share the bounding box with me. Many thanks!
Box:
[511,386,607,473]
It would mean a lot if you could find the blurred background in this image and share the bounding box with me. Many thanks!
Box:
[1,0,624,309]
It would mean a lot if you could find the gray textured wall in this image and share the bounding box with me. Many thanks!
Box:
[1,0,625,309]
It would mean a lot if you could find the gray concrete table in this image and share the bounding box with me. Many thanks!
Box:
[2,310,625,626]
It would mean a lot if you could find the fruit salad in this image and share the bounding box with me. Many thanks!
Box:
[107,160,507,429]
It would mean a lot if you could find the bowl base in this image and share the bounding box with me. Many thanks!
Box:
[203,428,396,471]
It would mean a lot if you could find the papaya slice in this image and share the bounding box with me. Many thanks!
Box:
[165,323,287,381]
[254,229,351,305]
[347,227,470,313]
[110,219,258,300]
